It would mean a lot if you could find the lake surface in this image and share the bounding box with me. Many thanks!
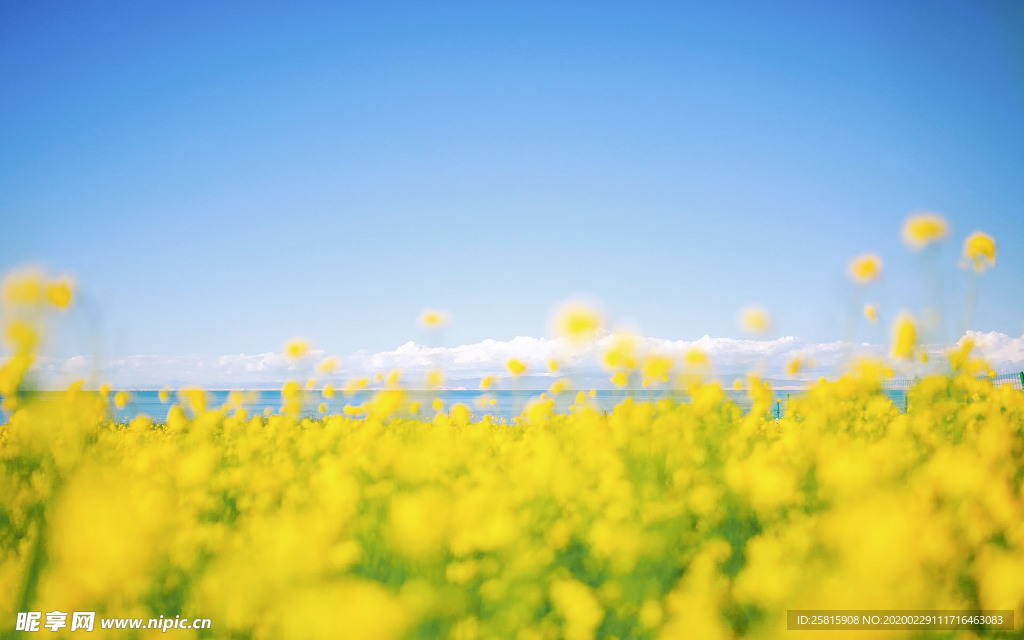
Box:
[91,387,910,422]
[6,372,1022,424]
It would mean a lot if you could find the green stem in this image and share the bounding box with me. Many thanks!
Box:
[7,504,47,640]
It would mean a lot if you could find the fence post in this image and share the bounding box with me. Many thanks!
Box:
[1019,371,1023,389]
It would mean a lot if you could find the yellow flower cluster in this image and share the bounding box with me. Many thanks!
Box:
[0,269,75,406]
[0,216,1019,638]
[2,310,1023,639]
[901,212,950,250]
[846,253,882,284]
[963,231,997,272]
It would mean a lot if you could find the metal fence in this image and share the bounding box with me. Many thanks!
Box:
[770,371,1024,419]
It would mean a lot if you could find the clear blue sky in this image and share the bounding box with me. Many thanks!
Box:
[2,0,1022,362]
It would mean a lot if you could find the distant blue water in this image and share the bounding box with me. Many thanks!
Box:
[9,373,1024,425]
[1,388,911,424]
[113,389,786,422]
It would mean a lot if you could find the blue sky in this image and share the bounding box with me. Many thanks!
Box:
[2,1,1023,374]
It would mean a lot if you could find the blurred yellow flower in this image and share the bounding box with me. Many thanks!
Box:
[507,358,527,376]
[901,211,949,250]
[316,356,339,374]
[450,403,471,425]
[425,369,445,388]
[1,268,45,307]
[739,306,771,334]
[549,378,570,394]
[46,276,75,309]
[641,354,674,385]
[962,231,996,272]
[385,369,402,388]
[284,338,310,361]
[603,333,637,370]
[847,253,882,284]
[343,377,369,395]
[891,312,917,359]
[418,309,450,329]
[553,301,603,342]
[3,319,40,354]
[550,578,603,640]
[684,348,710,369]
[864,303,878,324]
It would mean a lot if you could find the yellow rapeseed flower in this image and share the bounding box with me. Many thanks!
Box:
[891,313,917,359]
[641,354,674,385]
[549,378,570,394]
[901,211,949,250]
[46,276,75,309]
[1,268,45,307]
[450,402,471,426]
[425,369,444,388]
[786,357,814,376]
[507,358,527,376]
[418,309,450,329]
[684,348,710,370]
[864,303,878,324]
[3,319,40,354]
[385,369,402,388]
[739,305,771,335]
[316,356,339,374]
[550,578,604,640]
[603,333,637,370]
[284,338,310,361]
[962,231,996,272]
[553,301,603,343]
[343,377,369,395]
[847,253,882,284]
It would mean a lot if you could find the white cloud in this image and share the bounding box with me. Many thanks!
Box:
[959,331,1024,372]
[31,331,1024,389]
